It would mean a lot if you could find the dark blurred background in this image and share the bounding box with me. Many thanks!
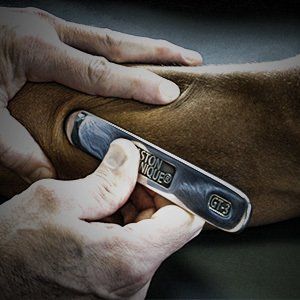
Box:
[1,0,300,64]
[0,0,299,298]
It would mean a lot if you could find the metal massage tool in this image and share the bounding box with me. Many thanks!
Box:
[65,111,252,232]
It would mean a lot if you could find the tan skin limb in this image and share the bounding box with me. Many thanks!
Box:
[1,55,299,227]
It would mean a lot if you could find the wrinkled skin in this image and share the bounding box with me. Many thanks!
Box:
[0,7,205,299]
[0,139,203,299]
[2,55,300,227]
[2,8,298,229]
[0,6,201,183]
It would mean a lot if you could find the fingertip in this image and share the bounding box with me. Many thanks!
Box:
[181,50,203,66]
[152,205,205,232]
[93,138,139,181]
[152,205,192,226]
[110,138,139,162]
[158,80,180,104]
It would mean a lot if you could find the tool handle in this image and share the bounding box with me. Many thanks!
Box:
[66,111,251,232]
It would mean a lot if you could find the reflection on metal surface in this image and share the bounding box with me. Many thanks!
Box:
[65,111,252,233]
[208,194,232,218]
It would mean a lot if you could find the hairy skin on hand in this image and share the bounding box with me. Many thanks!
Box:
[1,56,300,227]
[0,139,203,299]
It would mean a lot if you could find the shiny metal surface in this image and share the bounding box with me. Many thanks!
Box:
[65,111,252,232]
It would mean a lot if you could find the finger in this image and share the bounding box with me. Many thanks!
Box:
[55,21,202,65]
[0,107,56,183]
[135,207,156,223]
[120,202,138,224]
[48,44,180,104]
[130,184,155,211]
[125,205,205,259]
[75,138,140,220]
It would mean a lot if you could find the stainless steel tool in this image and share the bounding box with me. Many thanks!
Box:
[65,111,252,232]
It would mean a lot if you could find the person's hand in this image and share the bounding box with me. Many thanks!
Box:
[0,139,204,299]
[0,7,202,184]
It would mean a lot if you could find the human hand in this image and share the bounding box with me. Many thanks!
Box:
[0,7,202,184]
[0,139,204,299]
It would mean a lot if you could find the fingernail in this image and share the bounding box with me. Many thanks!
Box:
[104,144,127,169]
[182,50,203,65]
[27,167,54,183]
[159,80,180,103]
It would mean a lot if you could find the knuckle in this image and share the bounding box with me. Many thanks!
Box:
[24,7,62,28]
[108,48,123,63]
[101,27,113,37]
[156,39,172,56]
[157,39,170,46]
[135,68,152,82]
[30,179,61,212]
[129,68,149,90]
[99,170,124,204]
[25,7,49,18]
[13,12,60,49]
[87,57,110,89]
[101,28,123,62]
[109,51,123,63]
[92,168,127,212]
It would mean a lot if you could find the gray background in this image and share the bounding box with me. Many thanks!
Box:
[1,0,299,298]
[2,0,300,64]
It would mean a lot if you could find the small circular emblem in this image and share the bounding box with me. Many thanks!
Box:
[164,173,172,184]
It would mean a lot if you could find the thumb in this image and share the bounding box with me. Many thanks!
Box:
[125,205,205,260]
[77,138,140,220]
[0,108,56,183]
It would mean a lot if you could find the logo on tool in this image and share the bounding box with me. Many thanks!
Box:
[208,194,232,217]
[137,146,176,188]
